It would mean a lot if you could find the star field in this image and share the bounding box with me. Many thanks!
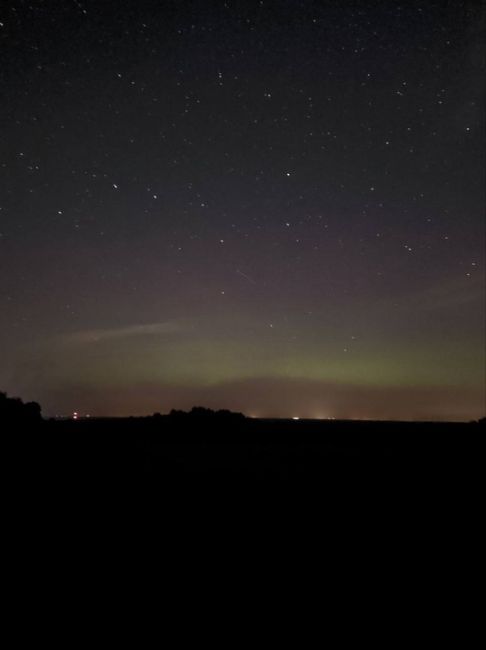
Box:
[0,1,484,419]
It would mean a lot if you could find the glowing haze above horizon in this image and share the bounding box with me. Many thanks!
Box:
[1,1,484,421]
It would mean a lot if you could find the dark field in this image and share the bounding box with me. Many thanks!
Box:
[19,415,482,495]
[10,415,483,607]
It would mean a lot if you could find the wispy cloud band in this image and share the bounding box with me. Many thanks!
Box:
[67,321,182,344]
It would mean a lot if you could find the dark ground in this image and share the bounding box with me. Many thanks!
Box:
[17,415,482,497]
[5,414,482,635]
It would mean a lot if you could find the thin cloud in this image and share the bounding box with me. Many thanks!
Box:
[384,274,485,313]
[67,321,182,344]
[412,276,484,311]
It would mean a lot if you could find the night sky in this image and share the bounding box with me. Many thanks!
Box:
[1,0,484,420]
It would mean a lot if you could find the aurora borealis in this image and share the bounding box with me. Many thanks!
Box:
[1,1,484,420]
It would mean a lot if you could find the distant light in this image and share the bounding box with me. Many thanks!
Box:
[292,416,300,420]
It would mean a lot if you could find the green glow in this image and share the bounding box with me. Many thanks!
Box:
[47,333,483,390]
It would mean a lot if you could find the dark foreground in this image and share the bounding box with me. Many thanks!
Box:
[7,414,483,628]
[17,415,482,493]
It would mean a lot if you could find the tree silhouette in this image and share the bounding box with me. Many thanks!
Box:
[0,391,42,423]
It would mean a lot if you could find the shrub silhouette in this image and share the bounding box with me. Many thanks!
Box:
[165,406,245,421]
